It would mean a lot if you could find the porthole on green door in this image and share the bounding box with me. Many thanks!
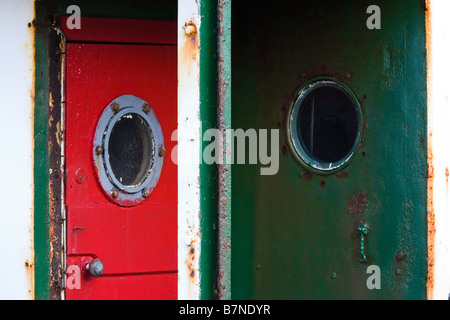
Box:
[287,78,362,174]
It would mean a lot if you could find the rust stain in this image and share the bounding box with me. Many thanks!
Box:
[335,171,349,179]
[304,172,313,181]
[347,190,368,215]
[25,260,34,296]
[427,144,435,300]
[185,245,196,284]
[445,168,449,187]
[425,4,434,300]
[394,250,407,276]
[180,21,199,66]
[28,9,36,300]
[422,0,431,11]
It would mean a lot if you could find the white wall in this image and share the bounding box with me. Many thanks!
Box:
[0,0,35,299]
[429,0,450,300]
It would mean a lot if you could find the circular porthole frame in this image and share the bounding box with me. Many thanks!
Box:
[92,94,164,207]
[286,77,363,175]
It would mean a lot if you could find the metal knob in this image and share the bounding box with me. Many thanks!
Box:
[86,259,104,277]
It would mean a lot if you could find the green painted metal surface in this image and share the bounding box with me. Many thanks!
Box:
[34,2,51,300]
[199,0,219,300]
[231,0,427,299]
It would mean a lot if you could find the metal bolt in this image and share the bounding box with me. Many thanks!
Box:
[75,169,86,184]
[395,250,407,262]
[331,272,337,279]
[142,103,151,114]
[111,189,119,199]
[158,145,166,157]
[95,145,104,155]
[111,102,120,113]
[185,23,197,37]
[142,188,150,199]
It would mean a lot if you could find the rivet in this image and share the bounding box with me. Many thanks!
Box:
[111,102,120,113]
[75,169,86,184]
[395,250,407,262]
[95,145,104,155]
[142,188,150,199]
[331,272,337,279]
[185,23,197,37]
[111,189,119,199]
[142,103,151,114]
[158,145,166,157]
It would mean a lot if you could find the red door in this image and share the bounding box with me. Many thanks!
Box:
[64,18,177,300]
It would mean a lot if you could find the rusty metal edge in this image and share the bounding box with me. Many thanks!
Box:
[47,16,65,300]
[217,0,232,300]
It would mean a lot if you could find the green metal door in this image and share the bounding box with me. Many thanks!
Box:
[231,0,427,299]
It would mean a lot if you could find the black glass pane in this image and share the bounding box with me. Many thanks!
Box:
[297,86,358,163]
[108,113,154,186]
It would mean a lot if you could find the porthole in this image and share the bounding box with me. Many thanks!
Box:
[93,95,164,206]
[287,78,362,174]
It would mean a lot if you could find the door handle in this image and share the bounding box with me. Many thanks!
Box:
[86,258,104,277]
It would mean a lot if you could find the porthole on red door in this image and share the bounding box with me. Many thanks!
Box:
[93,94,165,206]
[287,78,363,174]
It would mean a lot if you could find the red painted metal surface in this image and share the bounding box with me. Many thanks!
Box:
[61,16,177,44]
[65,20,177,299]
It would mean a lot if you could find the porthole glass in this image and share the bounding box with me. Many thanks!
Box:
[93,95,164,206]
[108,113,154,187]
[287,79,362,173]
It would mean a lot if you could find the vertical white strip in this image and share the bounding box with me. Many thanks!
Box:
[178,0,201,300]
[0,0,35,299]
[430,0,450,300]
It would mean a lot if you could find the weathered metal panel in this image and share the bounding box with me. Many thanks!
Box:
[231,0,427,299]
